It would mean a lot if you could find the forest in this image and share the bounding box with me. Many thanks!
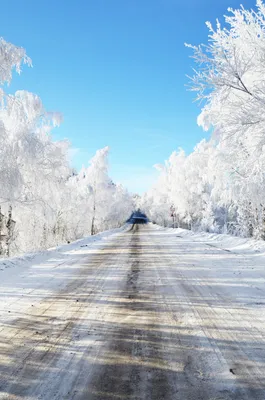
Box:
[1,1,265,257]
[0,38,133,256]
[141,1,265,240]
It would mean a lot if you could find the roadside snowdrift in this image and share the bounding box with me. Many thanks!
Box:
[0,225,129,283]
[151,223,265,255]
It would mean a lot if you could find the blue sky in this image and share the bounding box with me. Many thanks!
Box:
[1,0,256,193]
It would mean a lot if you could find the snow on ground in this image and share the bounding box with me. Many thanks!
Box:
[152,223,265,254]
[0,225,128,325]
[0,224,129,274]
[1,223,265,399]
[152,222,265,303]
[176,229,265,255]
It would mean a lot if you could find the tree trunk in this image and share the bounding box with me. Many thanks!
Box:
[262,206,265,240]
[0,206,3,256]
[91,194,96,236]
[6,205,12,257]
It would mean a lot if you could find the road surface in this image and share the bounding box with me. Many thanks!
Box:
[0,224,265,399]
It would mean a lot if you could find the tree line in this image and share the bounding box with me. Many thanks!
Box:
[141,1,265,240]
[0,38,133,256]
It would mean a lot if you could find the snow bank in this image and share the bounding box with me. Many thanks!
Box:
[0,224,129,276]
[0,223,130,334]
[150,223,265,255]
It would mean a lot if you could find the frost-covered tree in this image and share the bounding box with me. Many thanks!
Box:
[0,37,31,84]
[67,147,133,237]
[143,1,265,240]
[0,37,132,256]
[186,1,265,238]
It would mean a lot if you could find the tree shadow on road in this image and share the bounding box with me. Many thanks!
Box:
[0,225,265,399]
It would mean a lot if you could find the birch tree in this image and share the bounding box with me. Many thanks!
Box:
[0,37,133,256]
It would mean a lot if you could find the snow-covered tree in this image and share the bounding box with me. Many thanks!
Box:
[0,37,133,256]
[143,1,265,240]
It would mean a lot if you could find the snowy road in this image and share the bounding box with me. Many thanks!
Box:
[1,224,265,399]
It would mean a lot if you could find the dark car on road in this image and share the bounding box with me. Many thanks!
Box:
[127,211,149,224]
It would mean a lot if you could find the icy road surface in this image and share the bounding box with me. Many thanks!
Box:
[1,224,265,399]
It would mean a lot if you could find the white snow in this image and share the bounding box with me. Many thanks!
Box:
[174,227,265,255]
[151,222,265,254]
[0,225,128,323]
[2,223,265,321]
[1,223,265,398]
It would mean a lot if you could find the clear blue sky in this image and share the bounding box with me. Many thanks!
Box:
[1,0,256,193]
